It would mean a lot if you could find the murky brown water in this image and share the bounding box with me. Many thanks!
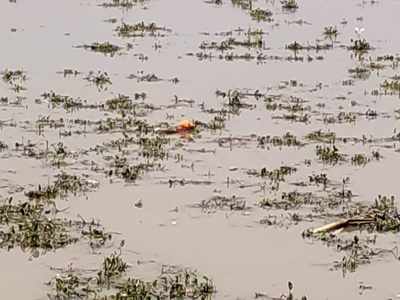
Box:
[1,0,400,299]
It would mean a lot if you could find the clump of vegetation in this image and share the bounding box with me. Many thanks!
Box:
[52,273,87,299]
[84,71,112,90]
[256,281,307,300]
[208,115,226,130]
[1,69,26,83]
[323,26,338,39]
[254,166,297,182]
[258,191,314,210]
[105,94,135,112]
[97,252,129,287]
[371,195,400,232]
[79,42,121,56]
[258,212,309,228]
[0,141,7,151]
[1,69,27,92]
[0,196,107,255]
[128,72,162,82]
[44,142,76,166]
[49,258,215,299]
[381,80,400,93]
[302,194,400,273]
[40,91,83,110]
[351,154,369,166]
[200,39,234,51]
[257,133,303,148]
[309,173,328,187]
[200,35,264,52]
[57,69,80,77]
[116,22,170,37]
[312,233,384,274]
[0,205,77,252]
[250,8,273,22]
[138,135,170,160]
[24,185,59,201]
[100,0,146,8]
[25,173,98,201]
[265,101,308,113]
[231,0,252,10]
[201,29,264,52]
[80,220,112,250]
[349,39,371,52]
[104,93,150,116]
[348,66,370,80]
[109,155,161,182]
[117,267,215,299]
[281,0,298,10]
[333,237,375,274]
[306,195,400,235]
[273,112,309,123]
[95,116,153,133]
[206,0,223,5]
[55,173,98,194]
[195,195,246,212]
[303,233,375,274]
[323,112,356,124]
[316,145,345,164]
[256,166,297,190]
[286,41,332,52]
[305,130,336,143]
[286,41,304,51]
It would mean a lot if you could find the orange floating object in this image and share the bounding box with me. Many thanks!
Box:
[176,119,195,132]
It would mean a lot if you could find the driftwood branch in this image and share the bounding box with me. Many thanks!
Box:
[312,218,375,234]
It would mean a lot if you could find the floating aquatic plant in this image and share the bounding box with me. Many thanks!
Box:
[250,8,273,22]
[116,22,170,38]
[78,42,121,56]
[281,0,298,10]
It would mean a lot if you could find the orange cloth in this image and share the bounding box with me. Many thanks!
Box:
[176,119,195,132]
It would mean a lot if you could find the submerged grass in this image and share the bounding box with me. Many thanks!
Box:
[116,22,171,37]
[3,1,400,299]
[48,254,216,299]
[78,42,121,56]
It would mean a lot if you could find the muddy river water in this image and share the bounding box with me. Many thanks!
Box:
[1,0,400,299]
